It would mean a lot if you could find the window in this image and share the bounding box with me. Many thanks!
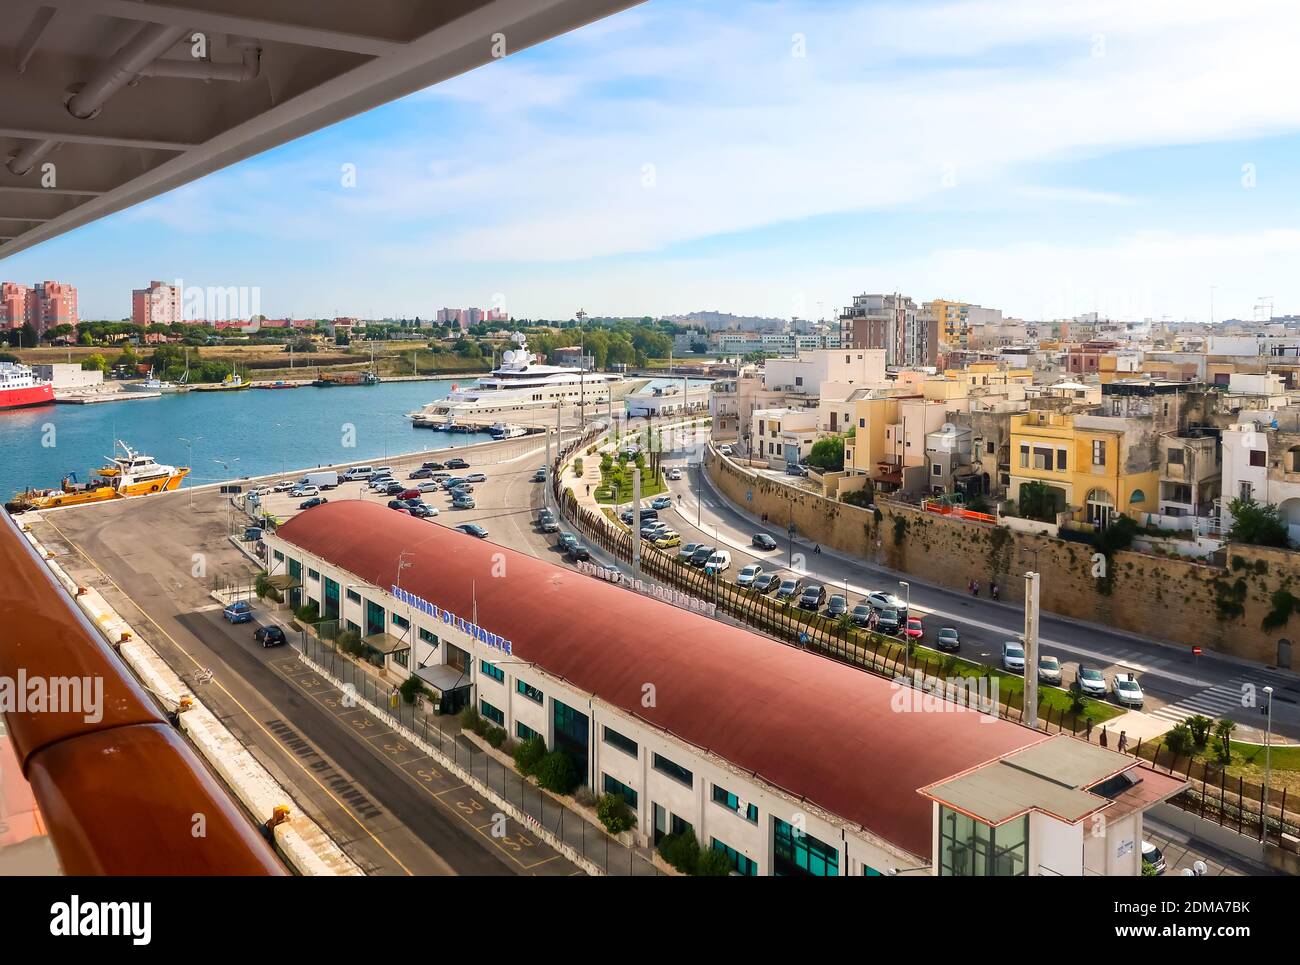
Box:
[273,550,284,563]
[603,726,638,757]
[932,464,942,476]
[652,753,693,787]
[1166,448,1184,466]
[1019,444,1029,468]
[419,627,438,646]
[773,817,838,877]
[1249,449,1267,468]
[938,806,1027,876]
[859,418,866,428]
[479,700,504,726]
[516,721,541,742]
[1032,446,1053,470]
[480,659,504,683]
[712,784,759,822]
[346,588,361,604]
[391,613,409,630]
[516,680,543,703]
[712,838,758,876]
[307,567,320,581]
[602,773,638,808]
[1091,440,1106,466]
[1056,448,1068,471]
[987,441,995,455]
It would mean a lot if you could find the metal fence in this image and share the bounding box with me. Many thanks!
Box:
[298,632,662,876]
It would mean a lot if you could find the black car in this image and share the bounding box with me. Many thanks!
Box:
[455,523,488,538]
[825,594,849,618]
[850,603,873,627]
[254,625,287,648]
[299,497,328,510]
[384,481,405,496]
[798,584,827,610]
[936,628,961,652]
[422,461,446,471]
[775,578,803,602]
[876,608,902,634]
[402,497,424,508]
[752,533,778,551]
[752,573,782,593]
[387,499,408,510]
[409,504,436,518]
[445,457,470,470]
[689,545,715,567]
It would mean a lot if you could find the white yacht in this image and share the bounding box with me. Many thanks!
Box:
[408,332,623,428]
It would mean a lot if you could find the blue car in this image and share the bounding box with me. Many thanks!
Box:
[651,495,673,510]
[223,600,254,624]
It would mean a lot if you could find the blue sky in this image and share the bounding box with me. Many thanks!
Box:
[7,0,1300,323]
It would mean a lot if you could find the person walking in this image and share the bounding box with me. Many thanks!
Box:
[972,579,980,597]
[1085,717,1095,741]
[1099,725,1109,749]
[813,544,821,555]
[1118,730,1128,754]
[990,581,999,601]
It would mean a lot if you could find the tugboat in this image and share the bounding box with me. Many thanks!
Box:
[7,440,190,511]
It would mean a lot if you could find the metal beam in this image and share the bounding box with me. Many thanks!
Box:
[0,215,52,222]
[42,0,402,57]
[0,184,104,197]
[15,5,58,74]
[0,126,192,151]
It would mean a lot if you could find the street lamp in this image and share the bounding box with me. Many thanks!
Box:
[178,435,200,508]
[1262,685,1274,841]
[899,581,911,676]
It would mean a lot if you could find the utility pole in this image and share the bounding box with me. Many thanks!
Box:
[632,467,642,577]
[1023,570,1040,729]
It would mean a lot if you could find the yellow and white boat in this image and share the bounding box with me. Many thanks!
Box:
[8,441,190,511]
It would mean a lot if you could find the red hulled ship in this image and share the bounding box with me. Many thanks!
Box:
[0,362,55,411]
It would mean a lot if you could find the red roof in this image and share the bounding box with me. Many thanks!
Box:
[275,501,1046,858]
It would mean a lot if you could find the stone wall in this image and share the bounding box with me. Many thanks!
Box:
[707,451,1299,666]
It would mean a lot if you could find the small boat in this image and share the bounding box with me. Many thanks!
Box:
[8,440,190,511]
[124,367,177,393]
[256,380,299,390]
[311,370,380,387]
[192,367,250,391]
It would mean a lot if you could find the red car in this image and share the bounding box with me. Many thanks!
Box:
[398,488,421,500]
[904,617,924,640]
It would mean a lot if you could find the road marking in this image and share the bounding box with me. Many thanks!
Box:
[39,515,416,876]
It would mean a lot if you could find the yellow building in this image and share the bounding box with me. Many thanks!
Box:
[1009,410,1158,527]
[942,362,1034,388]
[928,299,968,351]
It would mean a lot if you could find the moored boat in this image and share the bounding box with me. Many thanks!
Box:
[0,362,55,411]
[7,440,190,511]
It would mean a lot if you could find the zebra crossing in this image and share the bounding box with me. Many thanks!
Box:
[1148,670,1298,726]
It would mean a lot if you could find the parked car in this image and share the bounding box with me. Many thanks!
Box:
[785,463,807,476]
[752,533,778,551]
[797,584,827,610]
[384,482,405,496]
[1112,672,1145,708]
[1076,665,1109,699]
[246,485,271,498]
[566,541,591,562]
[387,499,408,510]
[850,603,874,627]
[253,625,287,648]
[368,476,395,491]
[876,608,902,634]
[1001,641,1026,673]
[651,495,673,510]
[452,495,477,509]
[718,444,733,456]
[273,480,296,492]
[409,467,433,479]
[465,472,487,483]
[866,591,908,614]
[394,488,418,501]
[753,573,782,594]
[391,507,412,515]
[443,477,468,490]
[417,481,443,493]
[409,504,438,518]
[531,469,547,482]
[445,457,470,470]
[538,513,559,533]
[422,461,446,471]
[558,532,579,553]
[736,563,764,588]
[290,484,319,497]
[1141,840,1166,875]
[654,531,681,549]
[825,595,849,618]
[704,551,732,575]
[299,497,328,510]
[689,545,716,567]
[1037,655,1063,686]
[666,467,682,481]
[775,578,803,603]
[372,466,394,477]
[936,627,961,651]
[223,600,254,624]
[679,542,702,562]
[904,617,924,640]
[455,523,488,538]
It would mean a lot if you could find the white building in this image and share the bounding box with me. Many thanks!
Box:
[762,349,886,397]
[31,362,102,389]
[751,406,822,468]
[266,501,1184,876]
[1220,413,1300,545]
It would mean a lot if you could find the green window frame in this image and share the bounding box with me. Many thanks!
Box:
[652,753,693,788]
[346,588,361,604]
[392,613,410,630]
[602,773,638,808]
[712,838,758,876]
[602,726,638,758]
[712,784,758,823]
[480,660,505,683]
[419,627,438,646]
[516,721,540,742]
[479,700,504,726]
[516,680,543,703]
[773,817,839,877]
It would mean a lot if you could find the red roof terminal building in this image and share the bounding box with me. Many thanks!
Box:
[269,501,1185,876]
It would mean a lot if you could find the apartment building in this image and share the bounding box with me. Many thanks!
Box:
[0,282,30,329]
[751,407,820,468]
[763,349,886,396]
[131,280,182,327]
[843,393,949,492]
[2,280,77,336]
[1220,410,1300,546]
[839,293,934,366]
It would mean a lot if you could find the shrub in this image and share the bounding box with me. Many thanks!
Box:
[595,793,637,835]
[1067,680,1087,715]
[294,602,321,625]
[1185,714,1213,748]
[398,674,424,705]
[336,628,362,656]
[459,706,486,735]
[254,571,272,600]
[535,751,580,795]
[484,726,507,749]
[513,736,547,777]
[1164,721,1193,757]
[695,847,732,876]
[657,832,701,874]
[574,785,597,808]
[1214,718,1236,764]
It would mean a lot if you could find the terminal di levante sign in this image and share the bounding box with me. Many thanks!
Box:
[391,585,512,655]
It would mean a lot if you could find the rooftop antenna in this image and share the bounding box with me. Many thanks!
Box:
[396,551,413,590]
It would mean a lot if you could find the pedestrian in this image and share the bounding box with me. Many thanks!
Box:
[585,484,590,496]
[1118,730,1128,754]
[972,579,980,597]
[991,582,999,601]
[1099,725,1109,748]
[813,544,821,555]
[1085,717,1094,740]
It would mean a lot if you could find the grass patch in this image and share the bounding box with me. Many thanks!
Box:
[1137,739,1300,795]
[595,466,666,503]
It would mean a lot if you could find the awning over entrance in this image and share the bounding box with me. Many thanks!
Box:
[361,632,410,656]
[414,664,469,694]
[267,574,300,591]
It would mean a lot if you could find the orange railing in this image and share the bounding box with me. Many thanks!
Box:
[0,510,284,875]
[921,500,997,524]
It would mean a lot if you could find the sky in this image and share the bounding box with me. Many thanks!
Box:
[7,0,1300,324]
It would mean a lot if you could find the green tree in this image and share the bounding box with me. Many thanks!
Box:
[805,436,845,472]
[513,736,547,777]
[81,353,108,373]
[595,793,637,835]
[695,847,732,876]
[1225,496,1290,548]
[1017,480,1059,522]
[535,751,580,795]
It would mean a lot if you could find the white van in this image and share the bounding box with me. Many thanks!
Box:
[298,470,339,490]
[342,465,374,481]
[704,550,732,575]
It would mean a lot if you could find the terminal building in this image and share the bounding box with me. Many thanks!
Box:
[267,502,1185,876]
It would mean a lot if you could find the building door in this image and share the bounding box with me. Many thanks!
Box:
[1086,489,1114,529]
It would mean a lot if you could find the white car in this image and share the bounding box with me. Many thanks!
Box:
[704,550,732,575]
[273,480,295,492]
[718,445,733,456]
[1112,672,1144,708]
[1076,666,1109,699]
[246,486,271,498]
[417,481,443,492]
[1037,655,1063,686]
[290,485,319,498]
[465,472,487,483]
[666,468,682,481]
[1001,641,1025,673]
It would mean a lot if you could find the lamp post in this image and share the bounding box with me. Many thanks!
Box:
[899,580,911,675]
[178,435,199,508]
[1262,685,1274,841]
